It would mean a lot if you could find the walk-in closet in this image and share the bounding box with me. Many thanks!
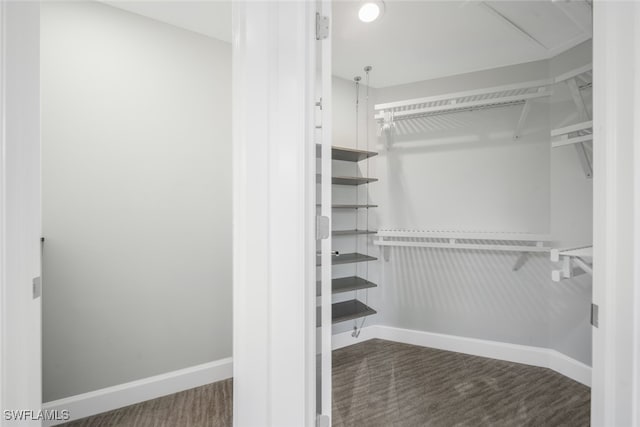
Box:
[318,1,594,425]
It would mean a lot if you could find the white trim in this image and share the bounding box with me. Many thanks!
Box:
[0,3,42,425]
[331,326,378,351]
[232,2,316,426]
[41,358,232,427]
[318,0,333,422]
[0,0,6,417]
[332,325,591,387]
[592,2,640,425]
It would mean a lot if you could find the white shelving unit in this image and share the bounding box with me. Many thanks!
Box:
[374,79,552,146]
[374,230,552,270]
[551,64,593,178]
[551,245,593,282]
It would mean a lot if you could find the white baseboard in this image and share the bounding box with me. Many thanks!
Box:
[42,357,233,426]
[332,326,378,350]
[333,325,591,387]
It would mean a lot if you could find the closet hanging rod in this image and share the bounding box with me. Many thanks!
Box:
[374,230,552,256]
[374,240,551,253]
[376,230,552,241]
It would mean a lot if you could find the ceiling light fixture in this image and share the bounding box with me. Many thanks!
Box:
[358,1,384,23]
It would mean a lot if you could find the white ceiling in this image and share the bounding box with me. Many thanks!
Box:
[333,0,592,87]
[101,1,232,43]
[101,0,591,88]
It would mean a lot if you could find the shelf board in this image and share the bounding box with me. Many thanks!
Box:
[331,252,378,265]
[316,144,378,162]
[333,252,377,265]
[332,176,378,186]
[315,252,377,267]
[330,204,378,209]
[332,276,377,294]
[316,276,377,296]
[375,79,551,121]
[332,229,377,236]
[332,300,377,324]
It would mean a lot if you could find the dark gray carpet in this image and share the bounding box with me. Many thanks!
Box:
[332,339,590,426]
[60,379,232,427]
[61,338,590,426]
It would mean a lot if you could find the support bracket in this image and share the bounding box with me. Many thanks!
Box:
[566,77,593,178]
[379,110,395,149]
[512,253,529,271]
[382,245,391,262]
[513,99,532,140]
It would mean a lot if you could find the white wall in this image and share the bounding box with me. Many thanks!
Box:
[332,42,593,365]
[41,2,232,401]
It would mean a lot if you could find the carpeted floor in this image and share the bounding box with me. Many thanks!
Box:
[331,339,590,426]
[61,338,590,426]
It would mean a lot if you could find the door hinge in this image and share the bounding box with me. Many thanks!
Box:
[316,13,329,40]
[33,276,41,299]
[591,303,599,328]
[316,414,330,427]
[316,215,330,240]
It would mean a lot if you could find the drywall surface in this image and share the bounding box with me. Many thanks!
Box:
[41,2,232,401]
[333,44,592,365]
[374,59,551,233]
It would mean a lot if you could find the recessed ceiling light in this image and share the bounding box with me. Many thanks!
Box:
[358,1,384,23]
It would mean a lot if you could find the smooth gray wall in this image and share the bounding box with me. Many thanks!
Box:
[42,2,232,401]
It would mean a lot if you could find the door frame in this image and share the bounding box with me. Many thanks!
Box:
[0,1,43,426]
[231,1,318,426]
[1,1,321,425]
[591,1,640,425]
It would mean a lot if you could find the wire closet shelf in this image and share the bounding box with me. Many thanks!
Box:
[374,230,553,253]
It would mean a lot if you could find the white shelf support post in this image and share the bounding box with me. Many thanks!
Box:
[566,77,593,178]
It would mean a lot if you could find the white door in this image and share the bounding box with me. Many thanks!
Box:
[0,1,42,426]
